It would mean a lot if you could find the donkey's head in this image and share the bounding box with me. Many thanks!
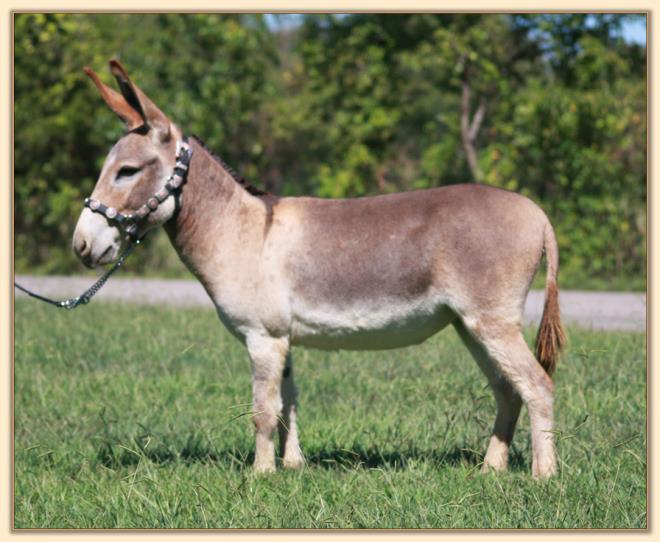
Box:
[73,60,183,268]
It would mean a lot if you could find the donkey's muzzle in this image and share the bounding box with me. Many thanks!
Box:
[72,210,121,269]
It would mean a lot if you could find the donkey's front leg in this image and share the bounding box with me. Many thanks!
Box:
[278,353,304,469]
[247,334,289,473]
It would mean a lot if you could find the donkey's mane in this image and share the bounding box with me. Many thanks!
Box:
[191,135,269,197]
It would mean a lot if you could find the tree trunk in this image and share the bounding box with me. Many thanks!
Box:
[460,79,487,182]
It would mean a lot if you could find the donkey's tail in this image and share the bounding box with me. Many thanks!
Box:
[534,221,566,376]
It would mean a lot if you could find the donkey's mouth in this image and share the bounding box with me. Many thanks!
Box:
[96,244,118,266]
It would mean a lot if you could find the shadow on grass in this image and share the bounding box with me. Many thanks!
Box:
[95,435,527,472]
[305,445,527,471]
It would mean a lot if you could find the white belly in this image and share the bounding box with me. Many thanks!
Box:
[290,298,455,350]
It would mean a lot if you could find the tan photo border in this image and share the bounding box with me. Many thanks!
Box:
[1,1,653,538]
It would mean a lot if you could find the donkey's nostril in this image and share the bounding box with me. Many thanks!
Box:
[74,236,91,259]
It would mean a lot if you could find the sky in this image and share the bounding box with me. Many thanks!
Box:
[621,16,647,45]
[264,13,647,46]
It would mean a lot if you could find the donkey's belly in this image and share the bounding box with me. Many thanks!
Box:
[290,301,455,351]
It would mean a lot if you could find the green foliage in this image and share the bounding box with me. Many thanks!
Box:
[14,301,646,527]
[14,14,646,289]
[14,13,277,276]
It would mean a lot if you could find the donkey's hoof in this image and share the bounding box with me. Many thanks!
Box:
[480,461,507,474]
[282,455,305,470]
[253,461,277,475]
[532,461,557,480]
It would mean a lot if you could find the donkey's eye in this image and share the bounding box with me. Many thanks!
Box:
[115,166,141,180]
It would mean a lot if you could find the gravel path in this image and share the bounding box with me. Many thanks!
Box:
[15,274,646,332]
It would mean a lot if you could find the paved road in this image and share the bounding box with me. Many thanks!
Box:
[14,275,646,332]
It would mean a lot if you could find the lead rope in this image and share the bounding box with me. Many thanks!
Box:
[14,236,143,309]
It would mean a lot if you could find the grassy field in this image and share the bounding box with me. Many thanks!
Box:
[13,300,646,529]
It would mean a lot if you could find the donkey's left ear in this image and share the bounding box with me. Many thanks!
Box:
[109,59,171,143]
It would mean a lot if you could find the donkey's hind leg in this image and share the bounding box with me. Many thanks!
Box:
[453,320,523,472]
[455,318,556,479]
[278,353,305,469]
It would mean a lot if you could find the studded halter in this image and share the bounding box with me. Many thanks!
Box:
[84,136,192,240]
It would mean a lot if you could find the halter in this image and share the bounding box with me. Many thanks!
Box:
[84,136,192,240]
[14,136,193,309]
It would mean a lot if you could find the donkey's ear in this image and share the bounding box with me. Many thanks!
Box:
[109,59,171,142]
[83,66,144,130]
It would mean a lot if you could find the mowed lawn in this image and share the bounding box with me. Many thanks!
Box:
[14,300,646,529]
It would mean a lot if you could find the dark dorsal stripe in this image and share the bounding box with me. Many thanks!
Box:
[191,135,269,197]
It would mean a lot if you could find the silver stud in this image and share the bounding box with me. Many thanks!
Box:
[147,197,159,210]
[89,200,100,210]
[105,207,117,219]
[155,188,169,202]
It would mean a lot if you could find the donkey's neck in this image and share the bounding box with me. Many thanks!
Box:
[163,138,266,287]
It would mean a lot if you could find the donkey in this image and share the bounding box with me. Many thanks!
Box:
[73,60,565,479]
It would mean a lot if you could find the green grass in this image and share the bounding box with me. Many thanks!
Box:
[14,300,647,529]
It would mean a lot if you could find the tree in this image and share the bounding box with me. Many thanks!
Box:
[13,13,647,289]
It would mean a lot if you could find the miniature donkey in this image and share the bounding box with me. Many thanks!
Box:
[73,61,565,479]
